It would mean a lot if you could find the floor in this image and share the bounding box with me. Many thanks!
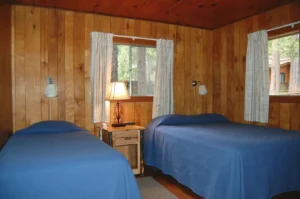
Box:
[142,166,204,199]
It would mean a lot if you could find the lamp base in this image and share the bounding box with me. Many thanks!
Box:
[112,123,126,127]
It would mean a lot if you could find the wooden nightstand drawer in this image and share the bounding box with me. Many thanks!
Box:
[112,130,139,138]
[112,130,139,146]
[113,137,139,146]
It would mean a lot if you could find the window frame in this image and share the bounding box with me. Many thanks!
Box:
[108,96,153,103]
[268,24,300,102]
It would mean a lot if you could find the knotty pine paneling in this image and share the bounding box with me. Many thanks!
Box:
[109,101,153,129]
[0,4,12,145]
[212,0,300,130]
[12,5,213,134]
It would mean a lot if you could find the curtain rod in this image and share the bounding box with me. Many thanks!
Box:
[113,34,158,41]
[267,21,300,32]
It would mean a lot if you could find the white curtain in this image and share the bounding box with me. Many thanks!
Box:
[152,39,174,118]
[90,32,113,123]
[244,30,269,123]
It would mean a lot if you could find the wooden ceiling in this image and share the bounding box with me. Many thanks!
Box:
[10,0,297,29]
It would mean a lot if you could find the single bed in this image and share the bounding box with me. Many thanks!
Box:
[0,121,141,199]
[144,114,300,199]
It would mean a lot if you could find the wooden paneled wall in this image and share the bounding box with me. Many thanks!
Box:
[0,4,12,145]
[11,5,213,134]
[110,100,153,128]
[212,0,300,130]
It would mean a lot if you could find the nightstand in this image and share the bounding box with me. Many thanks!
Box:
[101,125,145,175]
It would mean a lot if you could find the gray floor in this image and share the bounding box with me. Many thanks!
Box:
[137,177,178,199]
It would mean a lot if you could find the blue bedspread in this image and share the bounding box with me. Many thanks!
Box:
[144,114,300,199]
[0,121,141,199]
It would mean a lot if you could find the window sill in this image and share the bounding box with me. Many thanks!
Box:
[269,95,300,103]
[109,96,153,103]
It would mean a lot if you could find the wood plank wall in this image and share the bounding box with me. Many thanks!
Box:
[110,100,153,128]
[212,0,300,130]
[11,5,213,135]
[0,4,12,146]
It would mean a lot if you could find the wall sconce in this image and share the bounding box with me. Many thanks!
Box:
[192,80,207,106]
[45,77,57,120]
[192,80,207,95]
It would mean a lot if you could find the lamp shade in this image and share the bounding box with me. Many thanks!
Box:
[199,85,207,95]
[45,84,57,98]
[106,82,131,100]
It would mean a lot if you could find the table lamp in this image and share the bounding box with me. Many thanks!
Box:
[106,82,131,127]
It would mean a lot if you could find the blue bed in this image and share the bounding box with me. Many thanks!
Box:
[144,114,300,199]
[0,121,141,199]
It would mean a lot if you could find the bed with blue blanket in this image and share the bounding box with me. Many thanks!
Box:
[0,121,141,199]
[144,114,300,199]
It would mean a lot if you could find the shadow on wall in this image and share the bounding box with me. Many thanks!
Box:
[0,131,12,150]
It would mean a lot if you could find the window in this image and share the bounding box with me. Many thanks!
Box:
[268,33,300,95]
[111,44,156,96]
[280,73,285,83]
